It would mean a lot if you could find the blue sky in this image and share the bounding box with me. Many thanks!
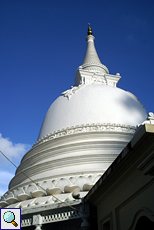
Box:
[0,0,154,196]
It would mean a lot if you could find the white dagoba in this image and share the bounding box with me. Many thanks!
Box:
[0,25,147,222]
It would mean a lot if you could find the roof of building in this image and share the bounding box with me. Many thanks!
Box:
[84,123,154,204]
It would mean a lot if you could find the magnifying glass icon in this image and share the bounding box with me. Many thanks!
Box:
[3,211,18,227]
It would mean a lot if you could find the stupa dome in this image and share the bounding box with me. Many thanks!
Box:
[38,84,147,140]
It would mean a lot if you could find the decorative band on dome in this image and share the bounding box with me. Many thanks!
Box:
[34,123,136,148]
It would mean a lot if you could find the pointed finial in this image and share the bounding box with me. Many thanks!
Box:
[87,23,92,35]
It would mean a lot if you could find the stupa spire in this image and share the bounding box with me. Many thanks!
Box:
[82,24,108,74]
[74,25,121,87]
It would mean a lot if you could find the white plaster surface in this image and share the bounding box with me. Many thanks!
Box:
[38,84,147,140]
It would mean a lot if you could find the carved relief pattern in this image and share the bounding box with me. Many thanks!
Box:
[34,123,136,147]
[62,84,85,100]
[0,173,102,208]
[62,76,108,100]
[90,77,106,85]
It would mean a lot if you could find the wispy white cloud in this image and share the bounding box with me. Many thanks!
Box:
[0,133,31,197]
[0,133,30,162]
[0,171,14,196]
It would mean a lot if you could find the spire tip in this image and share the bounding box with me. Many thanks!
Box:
[87,23,92,35]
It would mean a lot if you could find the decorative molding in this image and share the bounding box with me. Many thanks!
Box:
[137,151,154,172]
[34,123,136,147]
[141,112,154,125]
[21,203,86,227]
[88,76,106,85]
[42,209,81,224]
[0,173,102,208]
[148,112,154,121]
[62,84,85,100]
[74,66,120,87]
[21,216,32,227]
[81,62,109,75]
[33,214,42,225]
[128,208,154,230]
[148,112,154,119]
